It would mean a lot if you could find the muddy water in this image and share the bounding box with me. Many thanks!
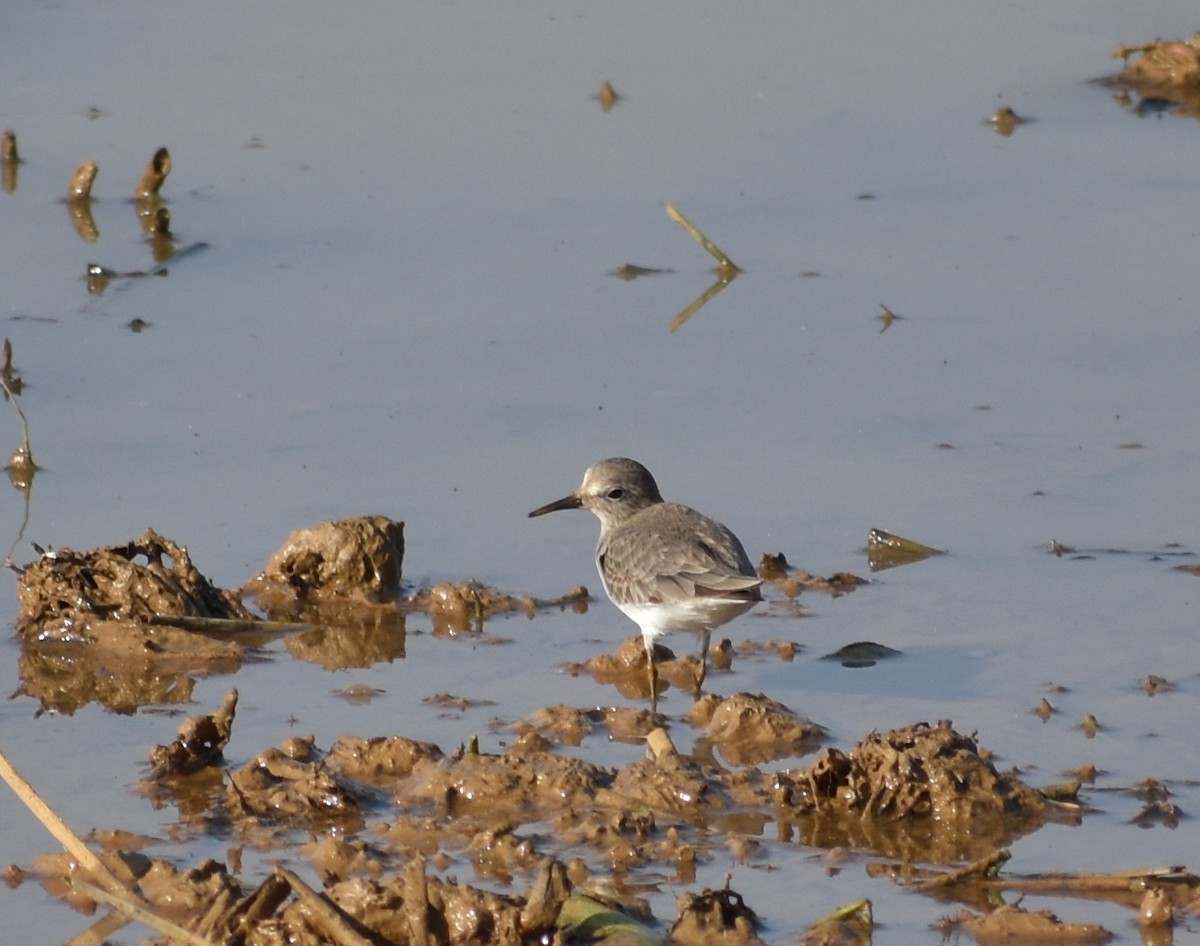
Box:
[3,1,1200,944]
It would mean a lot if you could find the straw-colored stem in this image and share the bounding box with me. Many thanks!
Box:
[0,747,123,890]
[665,203,739,274]
[71,879,220,946]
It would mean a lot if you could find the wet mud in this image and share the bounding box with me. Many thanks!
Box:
[7,516,1196,946]
[1105,32,1200,118]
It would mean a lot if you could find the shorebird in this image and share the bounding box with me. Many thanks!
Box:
[529,457,762,704]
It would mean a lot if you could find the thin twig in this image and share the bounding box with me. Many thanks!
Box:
[0,747,124,891]
[0,368,33,465]
[71,878,219,946]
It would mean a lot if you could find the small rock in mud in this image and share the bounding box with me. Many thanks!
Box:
[251,515,405,606]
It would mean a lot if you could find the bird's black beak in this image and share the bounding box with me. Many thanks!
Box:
[528,494,582,518]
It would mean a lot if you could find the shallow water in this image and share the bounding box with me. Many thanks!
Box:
[2,2,1199,943]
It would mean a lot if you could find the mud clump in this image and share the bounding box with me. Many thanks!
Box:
[782,721,1051,862]
[417,580,535,635]
[691,692,827,766]
[251,515,405,607]
[13,530,252,713]
[15,528,252,640]
[147,688,238,779]
[1114,34,1200,98]
[672,886,764,946]
[950,903,1112,945]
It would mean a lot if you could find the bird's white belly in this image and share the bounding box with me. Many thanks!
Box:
[615,596,756,643]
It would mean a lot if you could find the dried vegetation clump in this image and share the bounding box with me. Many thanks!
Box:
[15,528,251,640]
[13,529,252,713]
[778,721,1053,862]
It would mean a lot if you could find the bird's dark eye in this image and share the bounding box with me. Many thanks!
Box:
[607,488,625,500]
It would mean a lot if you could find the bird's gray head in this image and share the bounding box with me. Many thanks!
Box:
[528,457,664,528]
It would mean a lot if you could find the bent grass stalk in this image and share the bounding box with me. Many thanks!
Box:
[665,203,740,277]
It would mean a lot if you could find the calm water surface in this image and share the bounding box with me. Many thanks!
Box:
[2,2,1198,943]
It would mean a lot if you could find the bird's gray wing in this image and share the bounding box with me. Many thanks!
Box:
[597,504,762,606]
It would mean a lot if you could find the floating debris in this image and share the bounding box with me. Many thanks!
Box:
[66,159,97,200]
[1,129,18,193]
[146,689,238,779]
[1,129,17,163]
[611,263,671,281]
[1141,674,1175,696]
[595,80,620,112]
[988,106,1027,136]
[133,146,171,199]
[866,528,944,572]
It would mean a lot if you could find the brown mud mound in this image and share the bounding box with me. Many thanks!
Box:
[782,721,1054,863]
[15,528,252,640]
[249,515,405,608]
[13,530,252,714]
[1115,35,1200,94]
[1107,34,1200,118]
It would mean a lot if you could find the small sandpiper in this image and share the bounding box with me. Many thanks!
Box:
[529,457,763,703]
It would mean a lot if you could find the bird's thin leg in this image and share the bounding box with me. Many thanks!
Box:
[694,628,711,698]
[644,636,659,711]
